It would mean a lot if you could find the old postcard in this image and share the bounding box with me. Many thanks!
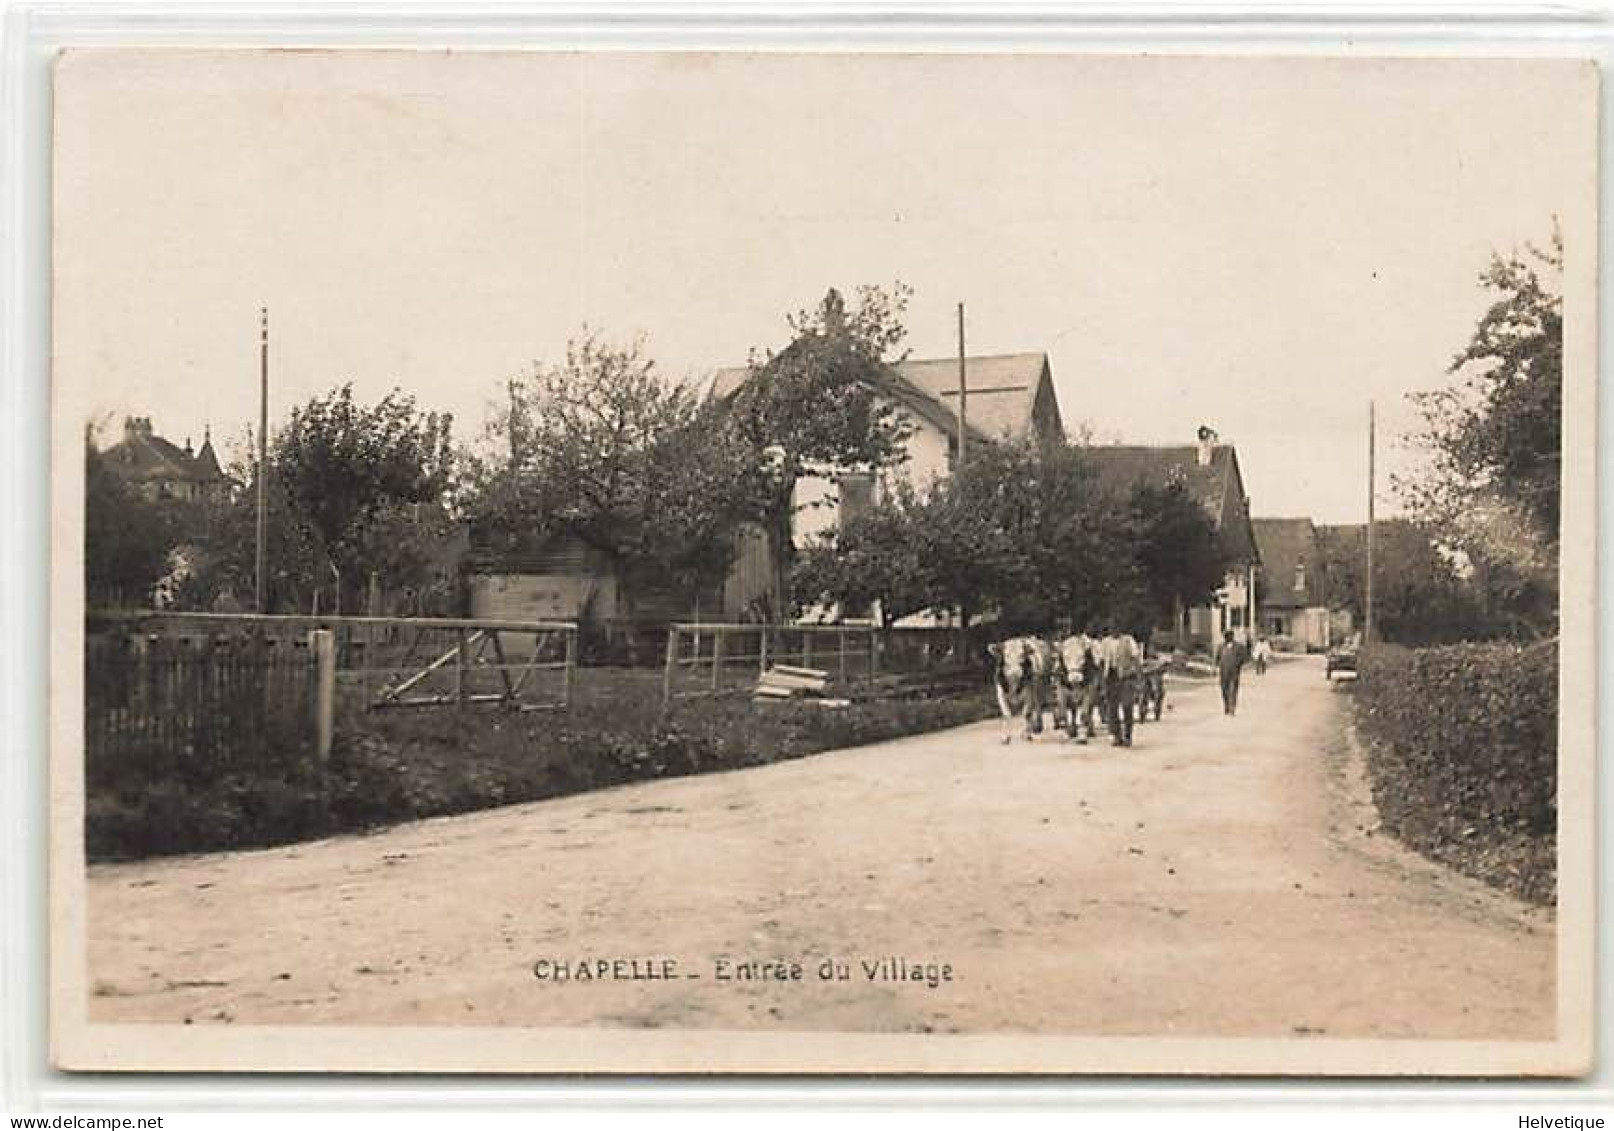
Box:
[49,49,1598,1075]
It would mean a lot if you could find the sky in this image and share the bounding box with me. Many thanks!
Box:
[53,51,1595,525]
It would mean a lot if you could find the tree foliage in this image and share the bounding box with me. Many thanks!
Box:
[1317,519,1488,646]
[727,285,917,616]
[175,388,458,614]
[1398,225,1562,637]
[267,384,455,611]
[1126,481,1229,630]
[84,443,181,607]
[728,284,916,479]
[791,482,933,628]
[790,439,1230,639]
[467,333,762,607]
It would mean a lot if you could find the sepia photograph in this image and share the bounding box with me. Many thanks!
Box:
[47,48,1597,1075]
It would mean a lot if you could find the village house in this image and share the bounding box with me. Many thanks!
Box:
[1252,516,1329,648]
[1080,427,1262,650]
[99,416,230,503]
[709,351,1067,621]
[1251,517,1332,651]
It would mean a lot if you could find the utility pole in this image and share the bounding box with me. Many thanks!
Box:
[956,302,967,467]
[1364,399,1376,644]
[255,307,269,613]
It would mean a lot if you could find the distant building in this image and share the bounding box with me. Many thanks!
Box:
[1081,427,1261,649]
[1252,517,1331,651]
[463,528,720,627]
[100,416,229,503]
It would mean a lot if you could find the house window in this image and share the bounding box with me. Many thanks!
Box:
[838,474,875,532]
[1229,606,1245,629]
[1294,564,1306,594]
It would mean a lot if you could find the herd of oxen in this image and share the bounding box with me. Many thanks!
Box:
[987,631,1170,747]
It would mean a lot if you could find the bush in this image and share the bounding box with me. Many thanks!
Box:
[1353,639,1557,904]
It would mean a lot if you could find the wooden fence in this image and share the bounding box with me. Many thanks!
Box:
[661,622,878,702]
[86,611,580,714]
[658,622,996,701]
[85,630,324,785]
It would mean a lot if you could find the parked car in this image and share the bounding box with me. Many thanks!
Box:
[1325,643,1359,679]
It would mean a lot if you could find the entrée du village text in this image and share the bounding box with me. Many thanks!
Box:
[532,956,957,990]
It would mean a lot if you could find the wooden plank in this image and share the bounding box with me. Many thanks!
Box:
[759,671,826,691]
[378,692,508,709]
[487,630,517,702]
[662,626,678,705]
[381,630,484,703]
[770,664,829,679]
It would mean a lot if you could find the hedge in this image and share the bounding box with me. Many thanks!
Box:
[1353,639,1557,905]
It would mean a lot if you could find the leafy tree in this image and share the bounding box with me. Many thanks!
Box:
[1318,520,1488,646]
[467,333,761,614]
[790,482,933,627]
[182,389,455,613]
[1399,225,1562,637]
[84,443,180,607]
[268,384,454,612]
[727,285,917,612]
[789,438,1235,642]
[1127,481,1229,638]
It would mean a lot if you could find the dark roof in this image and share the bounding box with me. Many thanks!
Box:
[1252,517,1322,609]
[709,351,1058,444]
[192,434,224,479]
[102,420,227,485]
[1080,442,1259,565]
[1080,444,1234,523]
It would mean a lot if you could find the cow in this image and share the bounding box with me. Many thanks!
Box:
[1051,633,1103,743]
[988,636,1054,744]
[1095,633,1143,747]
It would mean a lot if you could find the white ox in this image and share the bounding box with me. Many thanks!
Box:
[987,636,1053,745]
[1051,634,1102,742]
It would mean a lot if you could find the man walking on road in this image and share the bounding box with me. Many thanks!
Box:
[1216,629,1248,716]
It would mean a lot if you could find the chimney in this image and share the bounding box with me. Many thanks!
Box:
[1196,425,1217,467]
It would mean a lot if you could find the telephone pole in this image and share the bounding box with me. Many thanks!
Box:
[955,302,968,467]
[255,307,269,613]
[1364,399,1376,644]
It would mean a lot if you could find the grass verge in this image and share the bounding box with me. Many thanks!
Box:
[87,670,994,860]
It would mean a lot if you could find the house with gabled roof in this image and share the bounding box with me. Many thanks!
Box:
[709,351,1065,619]
[100,416,230,504]
[1080,426,1261,649]
[710,351,1063,547]
[1252,517,1332,651]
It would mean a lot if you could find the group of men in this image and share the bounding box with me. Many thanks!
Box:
[988,630,1167,748]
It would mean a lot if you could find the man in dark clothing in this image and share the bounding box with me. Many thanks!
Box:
[1216,629,1248,716]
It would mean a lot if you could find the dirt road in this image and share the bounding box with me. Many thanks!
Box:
[87,656,1554,1038]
